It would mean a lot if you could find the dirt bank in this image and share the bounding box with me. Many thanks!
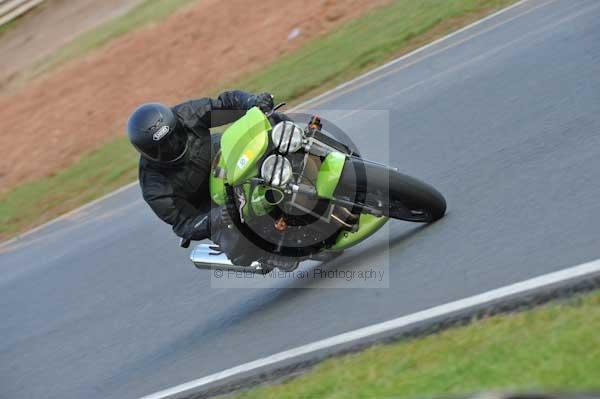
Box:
[0,0,145,89]
[0,0,385,193]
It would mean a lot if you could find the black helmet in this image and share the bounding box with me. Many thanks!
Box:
[127,103,188,163]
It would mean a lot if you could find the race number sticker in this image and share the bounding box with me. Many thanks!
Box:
[237,155,248,168]
[237,150,253,168]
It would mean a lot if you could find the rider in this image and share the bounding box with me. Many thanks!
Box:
[126,90,274,263]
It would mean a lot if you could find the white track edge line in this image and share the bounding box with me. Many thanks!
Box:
[140,258,600,399]
[0,0,532,249]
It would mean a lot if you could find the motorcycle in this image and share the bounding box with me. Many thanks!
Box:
[185,103,446,274]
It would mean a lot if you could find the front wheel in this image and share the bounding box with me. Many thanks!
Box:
[384,170,446,222]
[335,158,446,223]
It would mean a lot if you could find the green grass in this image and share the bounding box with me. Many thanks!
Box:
[0,0,517,241]
[240,0,516,101]
[27,0,198,78]
[0,138,138,238]
[229,291,600,399]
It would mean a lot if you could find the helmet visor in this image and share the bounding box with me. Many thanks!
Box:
[157,128,188,162]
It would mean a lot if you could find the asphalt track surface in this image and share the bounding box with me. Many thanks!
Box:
[1,0,600,397]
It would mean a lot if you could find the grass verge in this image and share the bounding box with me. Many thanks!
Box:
[24,0,197,80]
[229,291,600,399]
[0,139,138,238]
[239,0,515,102]
[0,0,516,241]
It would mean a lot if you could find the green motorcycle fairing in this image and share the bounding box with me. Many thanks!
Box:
[316,151,346,200]
[210,108,389,257]
[210,166,272,217]
[220,106,271,186]
[331,213,389,251]
[209,151,227,206]
[315,151,390,252]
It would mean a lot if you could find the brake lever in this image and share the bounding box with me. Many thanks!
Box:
[266,102,287,117]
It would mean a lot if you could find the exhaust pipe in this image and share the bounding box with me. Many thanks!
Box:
[189,244,270,274]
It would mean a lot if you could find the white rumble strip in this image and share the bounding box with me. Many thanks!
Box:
[140,258,600,399]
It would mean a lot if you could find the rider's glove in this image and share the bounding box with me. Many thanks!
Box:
[249,92,274,113]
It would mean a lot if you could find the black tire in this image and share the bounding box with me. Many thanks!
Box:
[384,170,446,222]
[335,158,446,223]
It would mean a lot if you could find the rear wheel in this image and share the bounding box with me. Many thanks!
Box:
[335,158,446,223]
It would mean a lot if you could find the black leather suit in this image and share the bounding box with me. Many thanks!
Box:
[138,90,257,241]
